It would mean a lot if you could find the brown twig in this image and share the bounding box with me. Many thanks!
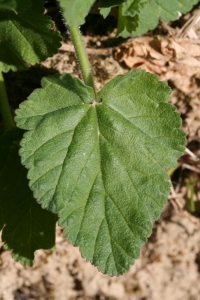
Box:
[60,42,114,56]
[176,9,200,38]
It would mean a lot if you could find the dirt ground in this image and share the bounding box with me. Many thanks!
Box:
[1,4,200,300]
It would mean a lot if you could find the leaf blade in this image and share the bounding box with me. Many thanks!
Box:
[15,70,185,275]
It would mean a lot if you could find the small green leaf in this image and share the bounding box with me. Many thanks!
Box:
[116,5,139,37]
[116,0,149,37]
[0,128,57,265]
[133,0,200,36]
[59,0,96,26]
[15,70,185,275]
[0,1,61,72]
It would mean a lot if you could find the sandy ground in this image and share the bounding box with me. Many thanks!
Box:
[1,205,200,300]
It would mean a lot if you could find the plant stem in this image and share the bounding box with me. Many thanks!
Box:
[0,71,15,130]
[186,179,195,212]
[67,25,97,100]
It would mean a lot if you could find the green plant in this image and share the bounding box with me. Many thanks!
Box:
[1,0,197,276]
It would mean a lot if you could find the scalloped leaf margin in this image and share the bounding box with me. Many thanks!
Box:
[15,70,185,275]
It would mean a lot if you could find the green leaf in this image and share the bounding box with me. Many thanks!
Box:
[59,0,96,26]
[116,0,149,37]
[0,128,57,265]
[116,5,139,37]
[0,1,61,72]
[133,0,200,36]
[15,70,185,275]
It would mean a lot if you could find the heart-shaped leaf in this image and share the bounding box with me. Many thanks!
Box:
[15,70,185,275]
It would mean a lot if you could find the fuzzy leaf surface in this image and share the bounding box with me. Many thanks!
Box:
[133,0,200,36]
[0,1,61,72]
[59,0,96,26]
[15,70,185,275]
[0,128,57,265]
